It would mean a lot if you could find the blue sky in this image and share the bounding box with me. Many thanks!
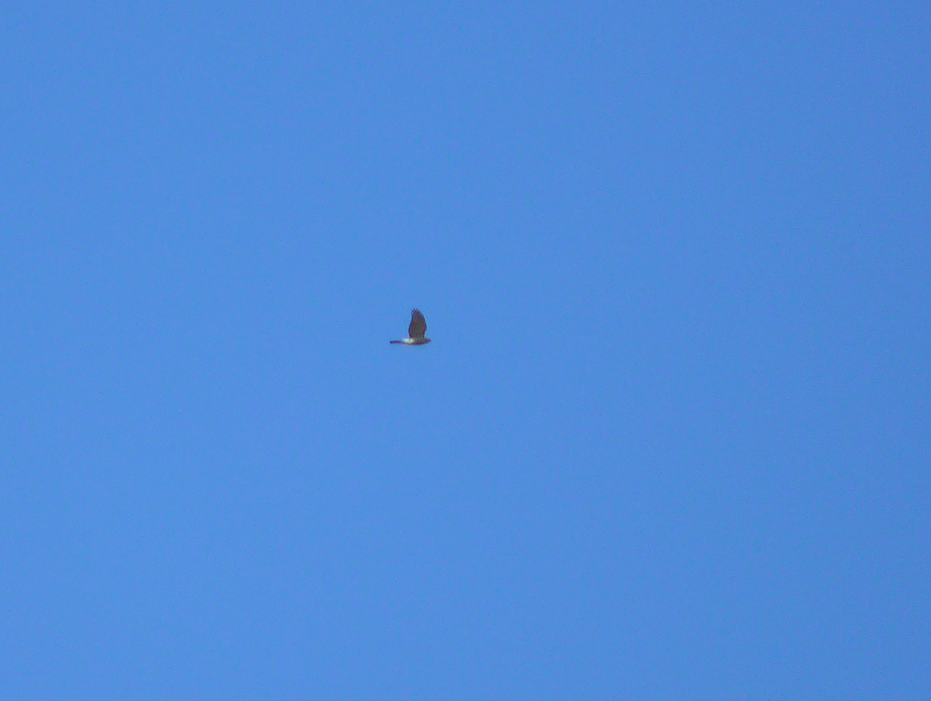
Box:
[2,2,929,699]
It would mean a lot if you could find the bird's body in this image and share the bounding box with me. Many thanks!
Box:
[390,337,430,345]
[391,309,431,345]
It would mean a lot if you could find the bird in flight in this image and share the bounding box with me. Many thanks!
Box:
[391,309,431,345]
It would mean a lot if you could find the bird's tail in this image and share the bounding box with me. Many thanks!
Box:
[389,340,404,344]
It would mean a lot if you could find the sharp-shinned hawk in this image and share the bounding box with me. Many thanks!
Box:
[390,309,431,345]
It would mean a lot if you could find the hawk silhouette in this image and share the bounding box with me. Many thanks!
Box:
[391,309,431,345]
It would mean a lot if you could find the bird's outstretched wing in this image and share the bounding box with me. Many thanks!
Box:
[408,309,427,340]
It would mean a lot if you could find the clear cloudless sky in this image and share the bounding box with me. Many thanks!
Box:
[2,2,929,699]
